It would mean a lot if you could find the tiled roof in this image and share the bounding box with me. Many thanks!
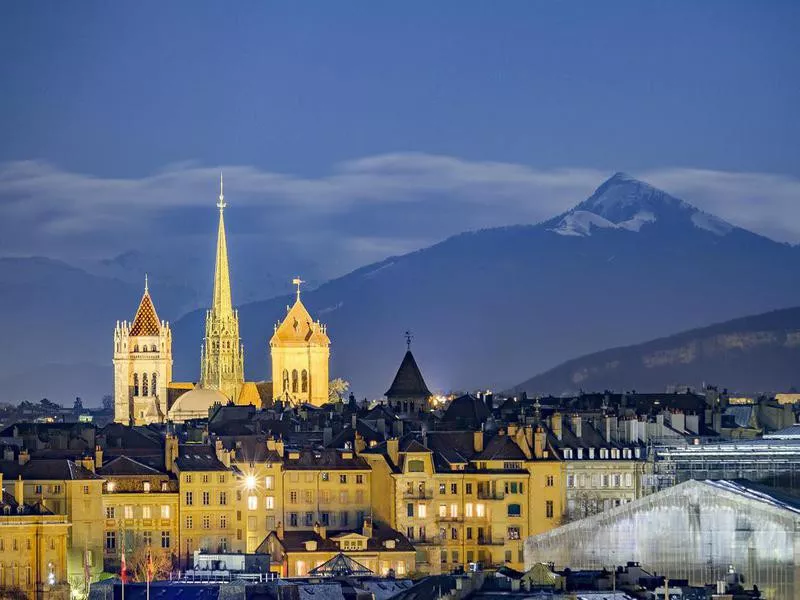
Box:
[130,290,161,336]
[283,448,369,471]
[440,395,491,428]
[174,445,230,472]
[0,459,102,480]
[475,435,527,461]
[385,351,431,398]
[267,522,414,553]
[98,455,166,477]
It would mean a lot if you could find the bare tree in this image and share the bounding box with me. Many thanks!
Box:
[128,546,173,582]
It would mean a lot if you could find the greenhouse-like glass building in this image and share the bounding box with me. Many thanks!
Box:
[525,479,799,599]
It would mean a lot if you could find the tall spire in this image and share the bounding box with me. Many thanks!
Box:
[212,172,233,316]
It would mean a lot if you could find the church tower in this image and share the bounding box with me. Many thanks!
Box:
[113,277,173,425]
[200,175,245,402]
[270,279,330,406]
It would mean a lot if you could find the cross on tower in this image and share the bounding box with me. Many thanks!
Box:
[217,172,226,211]
[404,330,413,351]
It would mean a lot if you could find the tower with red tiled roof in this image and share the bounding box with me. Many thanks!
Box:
[113,276,173,425]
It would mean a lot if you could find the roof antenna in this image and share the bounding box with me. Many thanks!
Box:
[144,273,149,294]
[404,330,413,351]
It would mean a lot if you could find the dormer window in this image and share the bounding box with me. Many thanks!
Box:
[563,448,573,460]
[611,448,620,459]
[623,448,632,459]
[600,448,609,459]
[577,448,584,460]
[588,448,595,459]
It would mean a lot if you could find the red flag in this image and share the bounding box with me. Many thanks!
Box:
[120,546,127,584]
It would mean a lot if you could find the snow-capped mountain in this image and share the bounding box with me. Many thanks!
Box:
[547,172,733,237]
[170,173,800,399]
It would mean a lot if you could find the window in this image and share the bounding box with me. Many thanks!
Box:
[339,474,347,484]
[34,484,42,494]
[316,512,325,526]
[83,485,89,494]
[53,484,61,494]
[545,500,554,518]
[418,504,427,518]
[185,492,193,506]
[321,472,329,481]
[439,504,447,517]
[304,490,313,503]
[202,491,210,505]
[185,474,193,483]
[143,531,152,546]
[202,515,210,529]
[466,526,473,539]
[161,505,170,519]
[265,475,275,489]
[289,491,297,504]
[152,373,157,396]
[292,369,298,393]
[611,448,620,459]
[600,448,609,459]
[143,505,152,519]
[564,448,573,459]
[339,491,348,503]
[266,496,275,509]
[602,475,609,488]
[439,483,446,494]
[133,373,139,396]
[407,526,414,540]
[301,369,308,393]
[220,537,228,552]
[613,474,621,487]
[465,503,473,517]
[465,483,472,494]
[503,461,522,470]
[505,550,512,563]
[546,475,554,487]
[219,491,227,505]
[450,483,457,494]
[624,473,633,488]
[161,531,170,548]
[248,495,257,510]
[202,474,209,484]
[356,490,364,503]
[567,475,575,488]
[105,531,116,550]
[507,526,520,540]
[408,460,424,472]
[507,503,521,517]
[143,481,151,493]
[450,527,458,540]
[407,503,414,517]
[452,551,459,564]
[356,474,363,484]
[185,515,193,529]
[289,513,298,527]
[106,507,115,519]
[476,503,485,517]
[124,505,133,519]
[142,373,149,396]
[449,504,458,518]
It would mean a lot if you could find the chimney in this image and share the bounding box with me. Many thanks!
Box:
[80,457,95,473]
[551,413,563,441]
[276,521,284,540]
[507,424,518,437]
[94,445,103,469]
[164,434,178,473]
[18,449,29,466]
[15,476,24,506]
[524,425,534,452]
[3,446,14,462]
[605,416,614,443]
[533,427,546,459]
[571,414,582,438]
[362,517,373,539]
[313,522,327,539]
[386,438,399,467]
[214,439,231,467]
[473,431,484,453]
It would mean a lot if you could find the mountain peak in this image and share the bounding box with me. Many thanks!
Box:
[546,173,734,238]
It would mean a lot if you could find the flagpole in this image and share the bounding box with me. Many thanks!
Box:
[146,548,151,600]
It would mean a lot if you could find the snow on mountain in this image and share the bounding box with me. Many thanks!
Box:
[546,172,735,238]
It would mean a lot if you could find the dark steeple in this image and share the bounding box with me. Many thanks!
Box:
[385,350,432,399]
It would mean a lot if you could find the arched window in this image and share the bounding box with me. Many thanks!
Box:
[292,370,299,393]
[142,373,149,397]
[133,373,139,396]
[282,369,289,393]
[152,373,157,397]
[133,345,139,353]
[301,370,308,393]
[151,345,156,352]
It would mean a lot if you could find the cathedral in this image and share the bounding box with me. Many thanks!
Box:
[113,176,331,425]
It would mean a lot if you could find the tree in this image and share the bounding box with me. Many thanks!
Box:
[102,395,114,411]
[328,378,350,403]
[128,546,173,582]
[0,587,28,600]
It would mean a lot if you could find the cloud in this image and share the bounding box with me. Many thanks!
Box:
[0,155,798,280]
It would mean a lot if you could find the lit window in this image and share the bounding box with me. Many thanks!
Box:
[248,495,258,510]
[449,504,458,518]
[465,503,473,517]
[161,505,170,519]
[266,496,274,509]
[475,503,485,517]
[142,505,152,519]
[106,507,115,519]
[265,476,274,489]
[507,503,521,517]
[417,504,427,518]
[143,481,151,493]
[438,504,446,517]
[124,505,133,519]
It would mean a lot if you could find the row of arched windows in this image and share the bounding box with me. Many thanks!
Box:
[133,344,158,353]
[282,369,309,394]
[133,372,158,397]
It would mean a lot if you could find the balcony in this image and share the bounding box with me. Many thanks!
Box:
[436,515,464,523]
[412,535,443,546]
[476,491,504,500]
[403,490,432,500]
[477,537,505,546]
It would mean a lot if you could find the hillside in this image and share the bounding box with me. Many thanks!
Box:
[510,306,800,396]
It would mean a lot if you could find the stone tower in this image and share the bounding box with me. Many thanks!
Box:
[200,174,245,402]
[385,342,432,415]
[113,278,173,425]
[270,279,330,406]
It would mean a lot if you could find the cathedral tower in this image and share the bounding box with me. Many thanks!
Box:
[200,174,245,402]
[113,277,173,425]
[270,279,330,406]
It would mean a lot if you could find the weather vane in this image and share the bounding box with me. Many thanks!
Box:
[292,276,304,300]
[405,330,413,351]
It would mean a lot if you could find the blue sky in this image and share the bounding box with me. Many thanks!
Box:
[1,1,799,277]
